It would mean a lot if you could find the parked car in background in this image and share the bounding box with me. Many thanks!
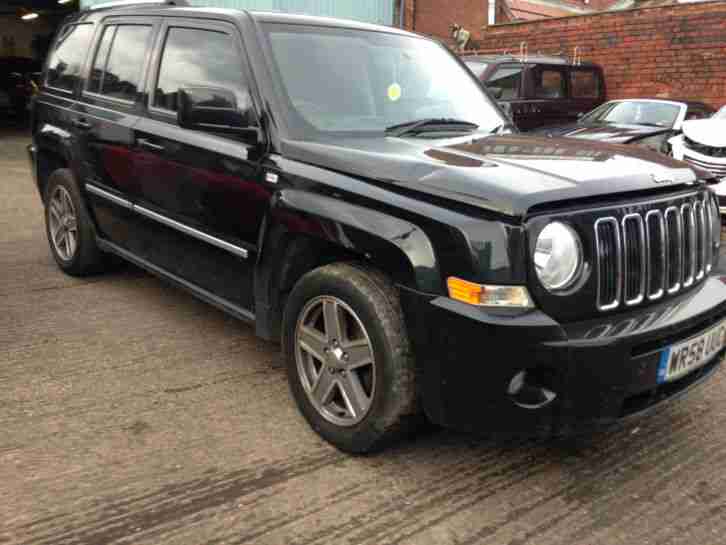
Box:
[671,105,726,215]
[0,57,42,118]
[533,99,714,154]
[31,2,726,454]
[463,54,606,131]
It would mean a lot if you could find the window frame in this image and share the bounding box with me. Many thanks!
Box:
[145,18,259,129]
[45,22,96,96]
[82,17,159,108]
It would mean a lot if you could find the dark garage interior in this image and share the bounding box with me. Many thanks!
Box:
[1,0,77,126]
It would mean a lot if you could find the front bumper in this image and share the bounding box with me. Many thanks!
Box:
[400,274,726,436]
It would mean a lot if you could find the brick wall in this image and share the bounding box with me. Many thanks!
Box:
[467,1,726,108]
[402,0,489,40]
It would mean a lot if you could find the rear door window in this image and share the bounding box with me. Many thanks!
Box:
[532,67,565,99]
[485,64,523,100]
[46,23,94,92]
[88,24,153,102]
[570,69,600,99]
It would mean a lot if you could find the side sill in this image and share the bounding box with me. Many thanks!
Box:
[97,237,256,324]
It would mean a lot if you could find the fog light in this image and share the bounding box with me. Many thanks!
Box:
[507,370,557,409]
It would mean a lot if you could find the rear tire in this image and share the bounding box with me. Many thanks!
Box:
[283,262,421,454]
[44,169,106,276]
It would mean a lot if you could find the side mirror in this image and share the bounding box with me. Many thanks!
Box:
[487,86,503,100]
[576,112,584,119]
[178,87,260,145]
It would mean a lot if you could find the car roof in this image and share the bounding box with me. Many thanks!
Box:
[75,3,420,38]
[604,98,713,110]
[462,54,600,68]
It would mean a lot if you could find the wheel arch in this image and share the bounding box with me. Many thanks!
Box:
[253,189,441,341]
[36,148,71,203]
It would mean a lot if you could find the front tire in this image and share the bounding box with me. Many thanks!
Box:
[283,263,420,454]
[44,169,106,276]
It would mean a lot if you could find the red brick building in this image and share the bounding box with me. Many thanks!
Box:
[399,0,622,38]
[400,0,726,108]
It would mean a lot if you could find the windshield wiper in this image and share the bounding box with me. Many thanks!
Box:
[385,118,478,138]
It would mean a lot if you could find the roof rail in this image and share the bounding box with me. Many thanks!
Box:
[87,0,189,11]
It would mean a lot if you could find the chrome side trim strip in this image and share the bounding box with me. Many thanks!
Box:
[85,183,133,209]
[86,183,248,259]
[135,205,249,259]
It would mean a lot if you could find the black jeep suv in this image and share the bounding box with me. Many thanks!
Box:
[29,0,726,453]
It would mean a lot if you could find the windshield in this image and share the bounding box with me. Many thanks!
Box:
[581,101,681,127]
[261,24,504,139]
[715,106,726,120]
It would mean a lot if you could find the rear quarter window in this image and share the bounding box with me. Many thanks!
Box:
[570,69,601,99]
[46,23,94,92]
[533,68,565,99]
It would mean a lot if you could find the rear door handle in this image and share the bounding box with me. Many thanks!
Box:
[72,119,92,130]
[138,138,165,153]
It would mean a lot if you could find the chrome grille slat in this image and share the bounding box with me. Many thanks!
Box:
[594,217,621,311]
[644,210,665,300]
[622,214,646,306]
[694,200,706,281]
[665,206,682,294]
[703,194,721,274]
[681,203,696,287]
[594,193,713,312]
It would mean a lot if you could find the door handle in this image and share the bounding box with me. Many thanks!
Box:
[72,119,92,130]
[138,138,165,153]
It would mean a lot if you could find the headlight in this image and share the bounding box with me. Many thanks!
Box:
[534,222,582,292]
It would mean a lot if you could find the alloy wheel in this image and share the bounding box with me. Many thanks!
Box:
[295,296,376,427]
[48,186,78,261]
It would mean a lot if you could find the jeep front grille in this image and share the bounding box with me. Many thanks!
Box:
[594,194,714,311]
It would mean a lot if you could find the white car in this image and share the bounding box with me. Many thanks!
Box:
[670,106,726,215]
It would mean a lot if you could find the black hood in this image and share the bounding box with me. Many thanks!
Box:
[533,122,671,144]
[280,134,700,217]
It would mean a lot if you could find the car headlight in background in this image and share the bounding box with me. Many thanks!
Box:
[534,222,583,292]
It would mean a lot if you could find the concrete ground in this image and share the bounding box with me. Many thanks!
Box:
[3,125,726,545]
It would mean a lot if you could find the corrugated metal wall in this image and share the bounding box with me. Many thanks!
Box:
[79,0,394,26]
